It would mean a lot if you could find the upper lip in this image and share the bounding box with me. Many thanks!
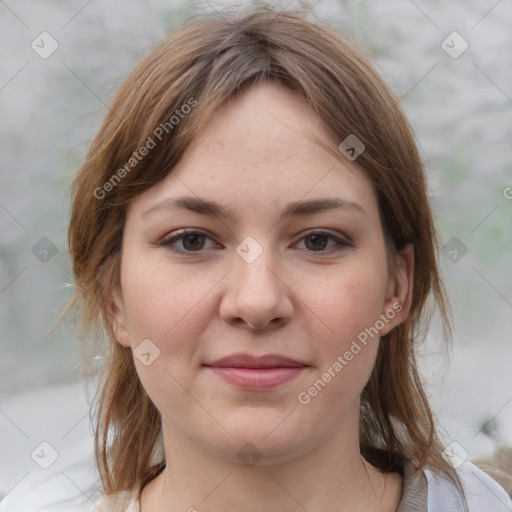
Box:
[204,353,308,368]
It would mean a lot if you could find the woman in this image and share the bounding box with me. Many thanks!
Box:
[66,6,511,512]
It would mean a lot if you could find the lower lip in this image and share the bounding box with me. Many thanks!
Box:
[205,366,307,390]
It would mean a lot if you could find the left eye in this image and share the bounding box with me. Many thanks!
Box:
[157,229,349,254]
[296,231,349,252]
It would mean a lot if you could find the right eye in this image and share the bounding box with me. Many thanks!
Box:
[157,229,220,253]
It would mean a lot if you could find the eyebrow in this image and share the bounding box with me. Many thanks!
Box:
[142,195,367,220]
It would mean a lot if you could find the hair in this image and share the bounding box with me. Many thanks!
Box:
[473,443,512,498]
[66,4,468,506]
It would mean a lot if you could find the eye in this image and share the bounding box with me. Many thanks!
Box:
[157,229,218,253]
[295,230,351,253]
[156,229,351,254]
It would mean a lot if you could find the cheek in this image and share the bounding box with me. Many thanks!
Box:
[118,253,221,408]
[119,252,216,341]
[120,255,211,413]
[302,258,387,397]
[312,261,387,343]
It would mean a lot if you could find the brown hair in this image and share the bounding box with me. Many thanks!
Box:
[67,5,466,504]
[473,442,512,498]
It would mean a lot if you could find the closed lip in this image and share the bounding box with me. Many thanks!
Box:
[203,353,308,368]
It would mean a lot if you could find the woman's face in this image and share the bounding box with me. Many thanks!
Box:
[110,82,412,465]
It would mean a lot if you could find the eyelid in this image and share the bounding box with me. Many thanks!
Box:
[156,228,219,251]
[293,229,352,253]
[156,228,352,254]
[296,228,351,245]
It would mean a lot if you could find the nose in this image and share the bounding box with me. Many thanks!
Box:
[219,244,294,331]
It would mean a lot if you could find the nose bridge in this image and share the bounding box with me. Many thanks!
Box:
[220,235,293,329]
[233,235,281,294]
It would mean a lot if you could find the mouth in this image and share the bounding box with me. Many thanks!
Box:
[203,353,309,390]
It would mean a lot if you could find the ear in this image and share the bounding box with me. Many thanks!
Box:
[106,288,132,348]
[379,243,414,336]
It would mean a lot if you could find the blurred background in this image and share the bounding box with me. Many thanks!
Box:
[1,0,511,508]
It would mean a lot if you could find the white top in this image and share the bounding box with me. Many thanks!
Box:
[424,460,512,511]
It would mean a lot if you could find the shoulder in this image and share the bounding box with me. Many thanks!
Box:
[423,460,512,512]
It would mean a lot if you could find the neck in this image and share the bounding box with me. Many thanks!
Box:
[141,406,396,512]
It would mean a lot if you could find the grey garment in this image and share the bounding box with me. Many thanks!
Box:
[396,459,428,512]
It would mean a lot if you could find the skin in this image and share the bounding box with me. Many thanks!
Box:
[109,82,414,512]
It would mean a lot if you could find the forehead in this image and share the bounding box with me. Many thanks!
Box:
[128,82,378,221]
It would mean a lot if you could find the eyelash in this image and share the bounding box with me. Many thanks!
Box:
[156,229,351,255]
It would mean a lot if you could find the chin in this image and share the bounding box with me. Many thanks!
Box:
[201,422,315,467]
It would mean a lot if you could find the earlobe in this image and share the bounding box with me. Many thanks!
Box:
[107,290,132,348]
[380,243,414,336]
